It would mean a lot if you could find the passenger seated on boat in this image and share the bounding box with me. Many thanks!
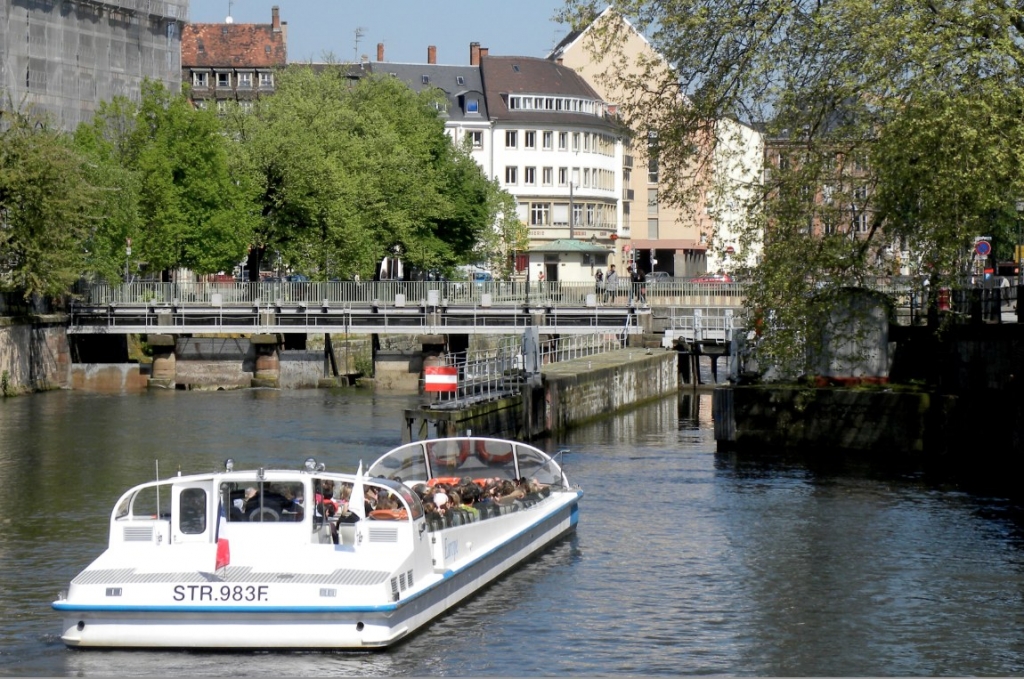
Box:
[244,483,301,522]
[495,480,526,506]
[455,490,479,520]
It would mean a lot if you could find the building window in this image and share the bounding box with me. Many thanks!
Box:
[648,188,659,215]
[524,167,536,185]
[542,167,553,186]
[586,204,595,226]
[583,168,591,188]
[854,211,869,233]
[216,100,228,113]
[525,131,536,149]
[467,130,483,149]
[648,129,659,183]
[505,130,518,148]
[194,100,208,110]
[572,204,582,228]
[558,132,567,150]
[572,133,580,152]
[558,167,568,186]
[239,100,253,113]
[192,71,208,87]
[648,218,659,239]
[542,131,553,150]
[583,133,591,151]
[505,166,518,184]
[237,72,252,89]
[216,72,230,88]
[530,202,550,226]
[466,98,479,113]
[258,72,273,88]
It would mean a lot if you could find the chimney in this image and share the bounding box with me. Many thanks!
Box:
[427,45,437,65]
[479,47,489,59]
[377,42,385,62]
[470,42,480,66]
[271,6,281,32]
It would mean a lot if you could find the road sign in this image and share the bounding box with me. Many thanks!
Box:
[975,239,992,257]
[424,366,457,392]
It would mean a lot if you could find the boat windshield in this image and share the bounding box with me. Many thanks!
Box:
[367,437,566,488]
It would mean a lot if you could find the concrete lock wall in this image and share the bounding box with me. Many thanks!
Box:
[0,319,71,395]
[70,364,149,393]
[543,350,678,432]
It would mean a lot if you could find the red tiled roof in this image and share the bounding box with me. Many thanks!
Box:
[182,23,286,68]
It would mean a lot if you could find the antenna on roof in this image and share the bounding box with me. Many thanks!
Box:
[225,0,233,23]
[354,27,366,63]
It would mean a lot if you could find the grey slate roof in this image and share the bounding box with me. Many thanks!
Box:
[371,62,488,122]
[480,55,619,131]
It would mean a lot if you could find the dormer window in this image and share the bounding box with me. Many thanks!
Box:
[421,75,429,84]
[192,71,208,88]
[466,98,479,113]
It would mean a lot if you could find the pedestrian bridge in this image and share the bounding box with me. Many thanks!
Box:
[68,280,747,337]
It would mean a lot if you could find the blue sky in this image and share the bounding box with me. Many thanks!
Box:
[189,0,577,65]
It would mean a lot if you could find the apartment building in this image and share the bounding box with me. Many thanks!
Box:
[180,5,287,112]
[549,7,763,276]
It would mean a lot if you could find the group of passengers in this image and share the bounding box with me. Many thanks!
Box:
[409,476,549,528]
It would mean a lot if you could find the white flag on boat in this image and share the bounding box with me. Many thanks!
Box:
[352,461,366,520]
[215,499,230,571]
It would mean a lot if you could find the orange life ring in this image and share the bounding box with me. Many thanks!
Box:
[427,476,462,487]
[427,440,471,469]
[475,439,515,465]
[369,509,408,521]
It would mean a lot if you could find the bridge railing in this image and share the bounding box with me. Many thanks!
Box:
[74,280,751,309]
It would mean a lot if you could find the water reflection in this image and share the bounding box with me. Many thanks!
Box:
[3,389,1024,675]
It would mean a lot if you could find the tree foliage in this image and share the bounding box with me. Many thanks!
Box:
[226,67,510,280]
[75,80,256,280]
[0,108,96,297]
[562,0,1024,375]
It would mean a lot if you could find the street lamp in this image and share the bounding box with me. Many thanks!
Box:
[568,182,576,240]
[1016,200,1024,285]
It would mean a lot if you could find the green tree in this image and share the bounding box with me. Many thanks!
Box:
[0,108,96,297]
[228,67,508,280]
[76,81,256,280]
[563,1,1024,375]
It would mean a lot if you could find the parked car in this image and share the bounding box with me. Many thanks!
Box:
[644,271,673,284]
[690,272,734,284]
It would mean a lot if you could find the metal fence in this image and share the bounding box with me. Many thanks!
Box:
[74,280,750,310]
[426,331,628,408]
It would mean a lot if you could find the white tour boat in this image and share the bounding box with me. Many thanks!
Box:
[53,437,582,650]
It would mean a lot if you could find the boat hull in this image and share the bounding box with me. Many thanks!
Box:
[56,493,581,649]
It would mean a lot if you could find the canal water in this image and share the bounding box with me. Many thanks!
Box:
[2,388,1024,676]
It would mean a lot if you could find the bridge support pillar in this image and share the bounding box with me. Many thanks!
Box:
[148,334,176,389]
[251,334,281,388]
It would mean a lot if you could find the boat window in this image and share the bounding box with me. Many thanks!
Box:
[367,442,429,483]
[220,481,305,522]
[514,447,564,488]
[179,488,207,534]
[117,484,171,520]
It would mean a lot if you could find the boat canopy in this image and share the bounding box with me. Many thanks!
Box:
[367,436,569,489]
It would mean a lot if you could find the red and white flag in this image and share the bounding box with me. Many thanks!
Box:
[215,500,230,571]
[424,366,457,392]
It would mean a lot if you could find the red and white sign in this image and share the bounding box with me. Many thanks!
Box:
[424,366,458,392]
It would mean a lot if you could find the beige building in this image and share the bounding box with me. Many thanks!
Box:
[549,8,762,278]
